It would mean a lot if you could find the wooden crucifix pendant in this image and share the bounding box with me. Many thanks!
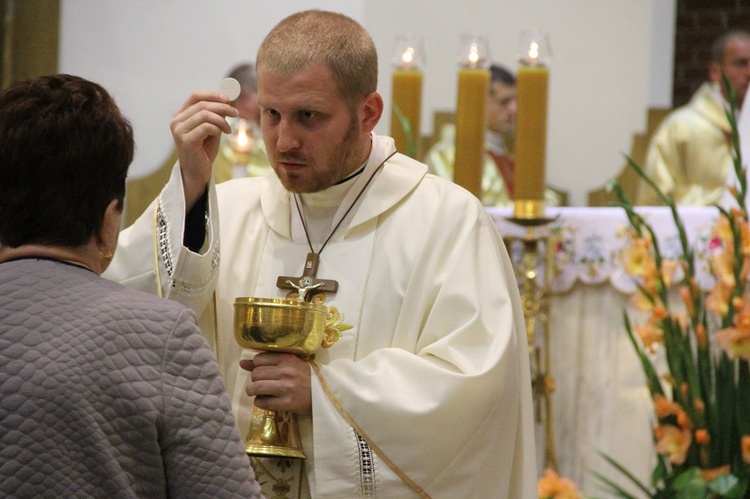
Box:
[276,252,339,302]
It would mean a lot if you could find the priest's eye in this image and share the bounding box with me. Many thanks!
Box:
[298,110,319,122]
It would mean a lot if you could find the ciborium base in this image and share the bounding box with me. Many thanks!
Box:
[245,443,306,459]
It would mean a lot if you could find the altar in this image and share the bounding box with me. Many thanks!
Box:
[487,206,721,495]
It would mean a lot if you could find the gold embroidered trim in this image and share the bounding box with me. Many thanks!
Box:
[310,362,431,498]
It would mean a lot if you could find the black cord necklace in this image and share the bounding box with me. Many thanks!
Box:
[276,150,397,300]
[293,151,396,256]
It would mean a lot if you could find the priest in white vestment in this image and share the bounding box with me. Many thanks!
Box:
[106,10,536,498]
[637,30,750,206]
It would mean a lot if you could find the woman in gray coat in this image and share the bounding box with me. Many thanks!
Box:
[0,74,262,498]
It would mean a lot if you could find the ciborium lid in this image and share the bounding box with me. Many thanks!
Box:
[233,297,328,356]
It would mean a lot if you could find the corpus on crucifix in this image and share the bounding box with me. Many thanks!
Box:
[276,252,338,302]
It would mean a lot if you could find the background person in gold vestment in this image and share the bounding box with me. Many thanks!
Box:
[636,29,750,206]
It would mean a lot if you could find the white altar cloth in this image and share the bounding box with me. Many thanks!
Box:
[487,206,721,496]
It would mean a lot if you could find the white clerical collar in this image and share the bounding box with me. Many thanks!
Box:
[295,133,393,239]
[298,133,391,208]
[485,130,507,155]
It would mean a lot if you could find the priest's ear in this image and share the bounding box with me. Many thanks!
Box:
[359,92,383,134]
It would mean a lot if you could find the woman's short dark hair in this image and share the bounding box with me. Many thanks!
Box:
[0,74,134,248]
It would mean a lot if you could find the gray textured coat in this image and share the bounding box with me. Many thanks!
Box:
[0,258,262,498]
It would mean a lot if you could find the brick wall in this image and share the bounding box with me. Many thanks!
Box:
[673,0,750,107]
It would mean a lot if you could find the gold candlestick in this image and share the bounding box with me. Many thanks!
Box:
[504,217,559,470]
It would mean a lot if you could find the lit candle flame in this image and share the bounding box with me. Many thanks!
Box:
[468,43,480,66]
[237,123,249,148]
[528,42,540,63]
[232,119,252,153]
[401,47,415,68]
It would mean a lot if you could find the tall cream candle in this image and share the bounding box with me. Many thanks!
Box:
[514,31,552,219]
[391,69,423,158]
[389,34,424,158]
[514,64,548,201]
[453,35,490,199]
[454,67,489,198]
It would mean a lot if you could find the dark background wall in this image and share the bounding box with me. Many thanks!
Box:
[673,0,750,107]
[0,0,59,89]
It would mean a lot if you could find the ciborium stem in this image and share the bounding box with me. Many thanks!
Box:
[245,408,305,459]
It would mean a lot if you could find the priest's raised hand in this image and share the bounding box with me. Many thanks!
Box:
[170,90,238,211]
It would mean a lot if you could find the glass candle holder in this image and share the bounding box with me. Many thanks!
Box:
[390,32,425,70]
[455,34,490,69]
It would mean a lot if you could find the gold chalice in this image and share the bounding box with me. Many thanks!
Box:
[233,297,329,459]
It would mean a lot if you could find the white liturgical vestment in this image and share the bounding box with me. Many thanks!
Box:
[106,134,536,498]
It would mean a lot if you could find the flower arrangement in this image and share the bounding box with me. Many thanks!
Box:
[539,467,584,499]
[597,76,750,498]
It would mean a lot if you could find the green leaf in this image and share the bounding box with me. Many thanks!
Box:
[671,468,707,496]
[391,102,417,158]
[587,467,641,499]
[737,361,750,436]
[595,450,655,497]
[624,312,664,397]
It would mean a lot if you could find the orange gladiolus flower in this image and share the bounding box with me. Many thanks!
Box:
[654,424,692,465]
[695,429,709,445]
[653,395,682,419]
[651,306,668,321]
[711,250,736,288]
[676,410,691,429]
[733,298,750,330]
[740,220,750,255]
[742,436,750,464]
[695,323,707,349]
[715,327,750,361]
[693,398,705,413]
[679,286,696,319]
[636,322,664,353]
[537,468,582,499]
[622,237,654,278]
[660,259,679,287]
[631,288,656,312]
[713,215,733,244]
[706,282,733,317]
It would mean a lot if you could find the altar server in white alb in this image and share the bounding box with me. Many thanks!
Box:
[106,9,535,498]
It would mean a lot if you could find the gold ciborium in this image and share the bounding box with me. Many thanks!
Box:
[233,297,329,459]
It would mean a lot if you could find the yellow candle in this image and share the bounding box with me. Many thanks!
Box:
[454,67,489,198]
[390,69,423,158]
[514,64,549,202]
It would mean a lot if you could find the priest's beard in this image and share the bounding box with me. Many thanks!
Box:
[274,113,364,193]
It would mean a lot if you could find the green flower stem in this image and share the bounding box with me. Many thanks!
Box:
[392,102,417,159]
